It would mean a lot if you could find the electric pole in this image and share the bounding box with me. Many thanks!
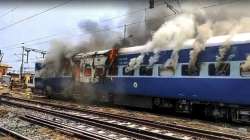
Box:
[149,0,154,9]
[20,43,25,80]
[123,24,127,40]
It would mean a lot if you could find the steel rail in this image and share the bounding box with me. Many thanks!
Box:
[0,126,31,140]
[1,98,183,140]
[20,115,113,140]
[1,95,248,140]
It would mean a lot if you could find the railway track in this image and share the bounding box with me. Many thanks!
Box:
[20,114,115,140]
[0,95,248,140]
[0,126,31,140]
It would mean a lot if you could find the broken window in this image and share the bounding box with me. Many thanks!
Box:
[208,63,230,76]
[240,62,250,76]
[95,68,104,76]
[123,67,134,76]
[139,66,153,76]
[84,68,92,76]
[182,64,200,76]
[158,66,175,76]
[108,66,118,76]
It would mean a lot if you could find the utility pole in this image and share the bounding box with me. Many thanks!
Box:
[0,50,4,63]
[41,52,46,58]
[26,49,31,63]
[20,43,25,80]
[123,24,127,40]
[149,0,154,9]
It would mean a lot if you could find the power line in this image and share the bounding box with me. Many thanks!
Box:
[100,1,166,23]
[0,0,73,32]
[0,6,18,18]
[0,0,240,49]
[202,0,240,9]
[0,2,169,49]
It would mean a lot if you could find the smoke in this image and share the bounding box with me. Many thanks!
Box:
[151,13,195,50]
[40,41,88,77]
[41,1,250,78]
[148,52,160,66]
[241,55,250,72]
[148,13,195,71]
[40,20,124,77]
[164,50,179,72]
[126,54,145,72]
[126,13,196,71]
[188,22,213,73]
[125,5,173,46]
[78,20,123,51]
[216,17,250,69]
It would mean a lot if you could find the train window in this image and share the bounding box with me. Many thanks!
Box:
[108,66,118,76]
[159,66,175,76]
[84,68,92,76]
[181,64,200,76]
[208,63,230,76]
[240,62,250,76]
[95,68,104,76]
[139,66,153,76]
[123,67,134,76]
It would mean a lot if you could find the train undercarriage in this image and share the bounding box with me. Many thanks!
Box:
[41,84,250,124]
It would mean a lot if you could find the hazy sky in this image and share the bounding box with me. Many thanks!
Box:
[0,1,147,72]
[0,0,248,72]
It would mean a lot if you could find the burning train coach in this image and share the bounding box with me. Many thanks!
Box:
[35,32,250,122]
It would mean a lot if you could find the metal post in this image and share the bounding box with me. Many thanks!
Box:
[123,24,127,40]
[20,43,25,80]
[42,52,46,58]
[26,50,31,63]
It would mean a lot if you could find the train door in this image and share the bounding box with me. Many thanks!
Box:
[93,55,107,83]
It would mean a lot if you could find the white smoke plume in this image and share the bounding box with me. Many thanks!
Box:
[152,13,196,71]
[127,13,196,71]
[148,52,160,66]
[188,22,213,73]
[241,55,250,72]
[126,54,145,72]
[151,14,195,50]
[164,50,179,72]
[216,17,250,68]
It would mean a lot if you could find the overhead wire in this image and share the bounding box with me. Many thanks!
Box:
[1,0,241,71]
[0,0,73,32]
[1,0,240,50]
[0,1,167,49]
[0,6,18,18]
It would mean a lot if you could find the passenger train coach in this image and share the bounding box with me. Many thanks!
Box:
[35,33,250,122]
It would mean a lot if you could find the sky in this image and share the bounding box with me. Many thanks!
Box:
[0,0,248,73]
[0,0,148,72]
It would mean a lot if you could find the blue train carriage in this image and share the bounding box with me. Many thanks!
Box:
[34,61,73,96]
[77,32,250,122]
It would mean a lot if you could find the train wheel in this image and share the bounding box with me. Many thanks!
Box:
[153,97,162,108]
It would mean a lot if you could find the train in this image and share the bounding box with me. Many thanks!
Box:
[35,32,250,122]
